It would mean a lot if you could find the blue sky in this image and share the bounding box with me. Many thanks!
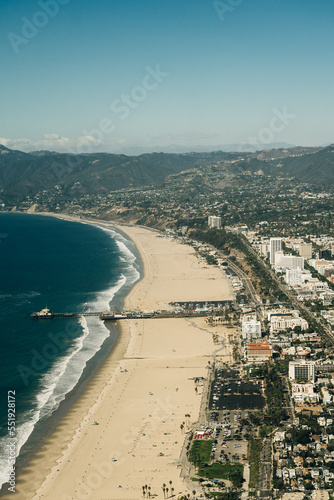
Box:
[1,0,334,153]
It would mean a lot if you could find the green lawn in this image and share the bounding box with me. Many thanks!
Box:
[189,440,213,467]
[198,462,244,488]
[248,439,261,488]
[189,440,244,488]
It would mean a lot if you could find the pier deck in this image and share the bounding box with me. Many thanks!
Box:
[31,311,215,320]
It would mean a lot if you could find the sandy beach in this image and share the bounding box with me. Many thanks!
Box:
[8,223,235,500]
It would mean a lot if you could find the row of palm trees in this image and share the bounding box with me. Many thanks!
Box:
[161,481,174,498]
[142,485,151,498]
[143,481,198,499]
[142,481,176,498]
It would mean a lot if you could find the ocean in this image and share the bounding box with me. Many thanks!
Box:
[0,213,141,491]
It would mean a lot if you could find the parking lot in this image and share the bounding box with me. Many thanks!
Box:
[209,409,249,463]
[208,365,267,467]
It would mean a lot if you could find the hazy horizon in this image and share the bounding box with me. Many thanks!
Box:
[2,140,330,157]
[1,0,334,155]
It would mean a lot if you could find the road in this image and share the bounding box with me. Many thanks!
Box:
[258,437,272,498]
[240,235,334,346]
[218,251,262,307]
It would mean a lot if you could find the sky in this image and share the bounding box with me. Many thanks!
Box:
[1,0,334,154]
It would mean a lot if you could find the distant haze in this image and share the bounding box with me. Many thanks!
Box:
[1,0,334,151]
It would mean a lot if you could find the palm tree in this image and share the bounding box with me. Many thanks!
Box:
[148,486,151,498]
[162,483,166,498]
[142,486,146,498]
[166,487,169,498]
[171,487,174,497]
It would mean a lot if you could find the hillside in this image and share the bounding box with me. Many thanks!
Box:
[277,144,334,184]
[0,146,241,199]
[1,144,334,204]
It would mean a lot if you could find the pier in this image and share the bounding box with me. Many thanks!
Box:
[30,308,219,321]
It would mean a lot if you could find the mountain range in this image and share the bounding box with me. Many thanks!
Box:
[0,143,333,201]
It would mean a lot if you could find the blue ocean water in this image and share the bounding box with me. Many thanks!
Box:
[0,213,141,489]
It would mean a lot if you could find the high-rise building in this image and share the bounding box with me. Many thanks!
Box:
[289,360,315,382]
[259,243,270,259]
[208,216,222,229]
[270,238,282,265]
[299,243,312,260]
[319,249,332,260]
[286,268,303,286]
[275,254,304,271]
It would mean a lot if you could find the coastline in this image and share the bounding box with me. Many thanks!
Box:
[3,216,235,499]
[0,215,141,497]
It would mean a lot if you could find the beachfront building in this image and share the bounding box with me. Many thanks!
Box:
[270,237,282,265]
[269,314,308,333]
[208,216,222,229]
[242,317,261,341]
[289,360,315,382]
[247,341,272,363]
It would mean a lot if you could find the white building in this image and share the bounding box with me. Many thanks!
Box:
[291,382,318,403]
[289,360,315,382]
[321,310,334,325]
[270,315,308,333]
[259,242,270,259]
[308,280,329,293]
[275,253,304,271]
[321,388,332,405]
[242,319,262,341]
[270,237,282,265]
[319,291,334,306]
[208,216,222,229]
[267,309,296,321]
[286,268,303,286]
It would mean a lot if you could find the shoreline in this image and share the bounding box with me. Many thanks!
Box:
[0,214,143,498]
[3,215,235,499]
